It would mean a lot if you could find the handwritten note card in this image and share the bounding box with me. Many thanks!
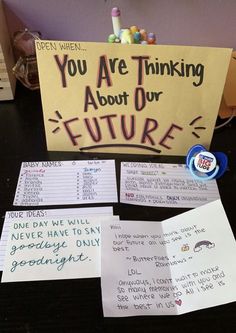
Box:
[1,209,117,282]
[101,200,236,316]
[120,162,220,208]
[0,206,113,271]
[13,160,117,206]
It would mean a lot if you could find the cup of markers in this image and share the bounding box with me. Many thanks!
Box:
[108,7,157,45]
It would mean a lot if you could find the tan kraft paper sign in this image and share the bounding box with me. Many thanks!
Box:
[35,41,231,155]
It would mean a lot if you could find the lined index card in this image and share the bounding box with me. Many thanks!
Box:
[120,162,220,208]
[0,206,113,271]
[13,160,118,206]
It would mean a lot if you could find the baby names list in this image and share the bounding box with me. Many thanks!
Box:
[13,160,118,206]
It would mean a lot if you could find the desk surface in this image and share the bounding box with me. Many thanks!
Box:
[0,84,236,333]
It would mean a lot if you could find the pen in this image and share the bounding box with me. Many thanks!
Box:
[111,7,121,37]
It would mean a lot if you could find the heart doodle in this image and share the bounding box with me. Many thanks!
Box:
[175,299,182,306]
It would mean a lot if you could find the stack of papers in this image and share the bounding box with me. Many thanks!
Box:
[0,200,235,316]
[0,160,235,316]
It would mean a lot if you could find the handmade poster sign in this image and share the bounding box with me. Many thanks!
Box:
[35,41,231,155]
[101,200,236,316]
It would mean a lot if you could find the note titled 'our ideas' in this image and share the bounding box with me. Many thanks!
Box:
[101,200,236,316]
[1,214,117,282]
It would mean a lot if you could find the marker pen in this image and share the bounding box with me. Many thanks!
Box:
[111,7,121,37]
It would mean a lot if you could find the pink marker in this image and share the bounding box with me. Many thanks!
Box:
[111,7,121,37]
